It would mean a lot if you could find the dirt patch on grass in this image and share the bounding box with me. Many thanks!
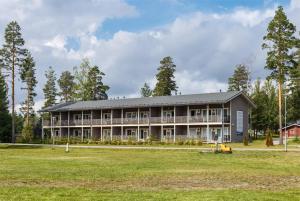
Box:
[1,174,300,191]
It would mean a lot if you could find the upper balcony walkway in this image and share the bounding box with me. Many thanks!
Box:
[43,115,230,127]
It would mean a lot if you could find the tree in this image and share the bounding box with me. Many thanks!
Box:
[263,80,278,131]
[153,56,177,96]
[250,79,266,138]
[262,6,298,144]
[20,51,37,127]
[140,82,152,97]
[43,67,57,108]
[73,59,92,101]
[20,51,37,142]
[228,64,251,94]
[74,59,109,101]
[287,49,300,122]
[0,69,11,142]
[0,21,26,142]
[86,66,109,100]
[58,71,75,102]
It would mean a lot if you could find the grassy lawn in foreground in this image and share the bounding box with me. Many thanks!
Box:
[0,145,300,201]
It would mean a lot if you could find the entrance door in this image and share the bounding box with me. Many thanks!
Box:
[140,129,148,140]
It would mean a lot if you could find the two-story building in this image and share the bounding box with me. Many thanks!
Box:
[40,91,255,143]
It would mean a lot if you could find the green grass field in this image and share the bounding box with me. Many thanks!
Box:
[0,145,300,201]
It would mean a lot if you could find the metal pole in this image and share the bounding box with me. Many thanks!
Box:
[284,94,287,152]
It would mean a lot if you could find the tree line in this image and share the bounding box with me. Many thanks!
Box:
[0,6,299,144]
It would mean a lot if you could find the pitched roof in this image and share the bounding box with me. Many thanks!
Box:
[39,91,255,112]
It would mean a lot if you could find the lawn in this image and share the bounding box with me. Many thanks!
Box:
[0,145,300,201]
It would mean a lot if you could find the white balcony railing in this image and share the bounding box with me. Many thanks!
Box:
[43,115,230,126]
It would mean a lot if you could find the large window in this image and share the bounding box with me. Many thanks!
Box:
[126,112,137,119]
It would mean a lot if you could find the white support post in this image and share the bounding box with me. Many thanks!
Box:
[174,106,176,143]
[149,108,151,137]
[68,111,70,142]
[110,109,113,141]
[91,110,93,139]
[121,109,123,141]
[187,106,190,138]
[229,101,232,142]
[221,104,224,143]
[50,113,53,139]
[207,104,210,142]
[59,112,62,139]
[41,115,44,141]
[137,108,140,141]
[161,107,163,142]
[81,111,84,142]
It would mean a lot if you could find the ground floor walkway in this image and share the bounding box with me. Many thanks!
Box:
[1,143,300,152]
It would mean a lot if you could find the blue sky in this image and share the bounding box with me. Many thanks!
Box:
[97,0,290,39]
[0,0,299,111]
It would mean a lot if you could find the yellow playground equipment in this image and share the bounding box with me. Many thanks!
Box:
[211,143,232,154]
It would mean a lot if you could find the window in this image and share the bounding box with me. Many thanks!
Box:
[74,114,81,120]
[83,114,90,120]
[103,113,111,119]
[190,110,195,116]
[140,111,149,118]
[126,112,137,119]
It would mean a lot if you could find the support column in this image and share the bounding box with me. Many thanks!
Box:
[41,115,44,141]
[91,110,93,139]
[101,109,103,141]
[67,111,70,142]
[50,113,53,139]
[221,104,224,143]
[174,106,176,143]
[149,108,151,138]
[187,106,190,138]
[206,104,209,142]
[137,108,140,141]
[121,109,123,141]
[59,112,62,139]
[110,109,113,141]
[81,110,84,142]
[161,107,163,141]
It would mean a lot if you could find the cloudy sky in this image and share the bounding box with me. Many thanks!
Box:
[0,0,300,111]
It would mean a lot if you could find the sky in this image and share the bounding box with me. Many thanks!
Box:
[0,0,299,112]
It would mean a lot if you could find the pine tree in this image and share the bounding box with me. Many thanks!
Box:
[0,69,11,142]
[263,80,278,131]
[262,6,298,144]
[251,79,266,138]
[140,82,152,97]
[86,66,109,100]
[58,70,75,102]
[153,56,177,96]
[43,67,57,108]
[287,49,300,122]
[20,51,37,142]
[0,21,26,142]
[74,59,109,101]
[228,64,251,94]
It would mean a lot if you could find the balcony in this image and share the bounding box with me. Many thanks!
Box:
[43,115,230,126]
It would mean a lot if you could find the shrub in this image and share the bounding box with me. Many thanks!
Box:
[293,135,300,143]
[21,124,34,143]
[196,140,203,146]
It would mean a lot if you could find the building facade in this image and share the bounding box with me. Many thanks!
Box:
[40,91,255,143]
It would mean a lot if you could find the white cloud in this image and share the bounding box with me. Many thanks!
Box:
[1,0,300,109]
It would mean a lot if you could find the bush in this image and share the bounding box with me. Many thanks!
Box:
[293,135,300,143]
[21,124,34,143]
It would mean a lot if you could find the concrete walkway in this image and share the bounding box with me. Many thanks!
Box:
[1,143,300,152]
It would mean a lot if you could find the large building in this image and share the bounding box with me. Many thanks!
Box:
[40,91,255,143]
